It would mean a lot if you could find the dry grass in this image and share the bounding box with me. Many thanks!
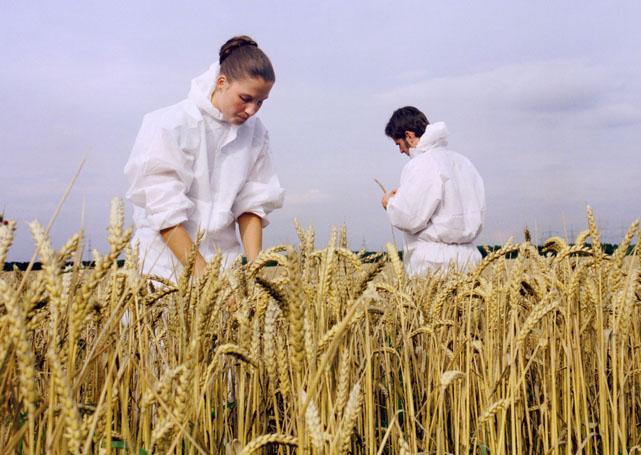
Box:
[1,200,640,454]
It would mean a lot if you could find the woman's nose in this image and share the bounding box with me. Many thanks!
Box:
[246,103,259,116]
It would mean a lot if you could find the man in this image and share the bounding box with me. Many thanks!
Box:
[381,106,485,275]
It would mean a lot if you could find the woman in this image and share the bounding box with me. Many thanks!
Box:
[124,36,284,280]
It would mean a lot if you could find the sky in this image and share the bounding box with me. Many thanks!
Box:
[2,1,641,261]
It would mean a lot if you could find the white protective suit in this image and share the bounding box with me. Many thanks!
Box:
[386,122,485,275]
[124,64,285,279]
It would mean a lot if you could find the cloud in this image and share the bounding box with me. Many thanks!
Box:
[583,103,641,128]
[376,59,641,126]
[392,68,432,84]
[498,60,613,113]
[286,189,332,205]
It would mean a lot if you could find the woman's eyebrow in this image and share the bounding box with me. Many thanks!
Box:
[241,93,270,102]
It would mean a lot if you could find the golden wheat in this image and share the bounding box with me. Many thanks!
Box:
[0,204,640,454]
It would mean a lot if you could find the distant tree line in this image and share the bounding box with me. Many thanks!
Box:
[3,243,636,272]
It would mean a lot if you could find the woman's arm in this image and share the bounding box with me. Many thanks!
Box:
[237,212,263,263]
[160,224,207,277]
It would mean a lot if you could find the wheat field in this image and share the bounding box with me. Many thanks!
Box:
[1,199,640,454]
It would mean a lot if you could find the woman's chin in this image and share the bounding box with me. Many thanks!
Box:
[220,113,244,125]
[231,114,250,125]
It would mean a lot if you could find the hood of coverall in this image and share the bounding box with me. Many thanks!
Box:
[409,121,449,158]
[187,64,227,122]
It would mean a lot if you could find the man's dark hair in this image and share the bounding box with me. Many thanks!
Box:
[384,106,429,140]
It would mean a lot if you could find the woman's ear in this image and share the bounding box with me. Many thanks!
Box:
[216,74,228,90]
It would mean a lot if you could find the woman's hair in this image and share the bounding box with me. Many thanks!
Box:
[385,106,429,140]
[219,35,275,82]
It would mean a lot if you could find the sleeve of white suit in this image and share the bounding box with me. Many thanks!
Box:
[386,162,443,235]
[231,131,285,227]
[124,123,195,232]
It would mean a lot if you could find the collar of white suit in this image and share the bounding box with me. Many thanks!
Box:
[409,121,449,159]
[188,63,240,147]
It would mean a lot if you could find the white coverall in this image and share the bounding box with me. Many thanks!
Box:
[386,122,485,275]
[124,64,285,280]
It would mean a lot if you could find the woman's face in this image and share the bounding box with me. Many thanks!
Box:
[212,75,274,125]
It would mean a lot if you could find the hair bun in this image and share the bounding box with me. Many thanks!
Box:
[219,35,258,64]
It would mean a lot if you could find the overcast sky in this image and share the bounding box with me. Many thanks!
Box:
[2,1,641,260]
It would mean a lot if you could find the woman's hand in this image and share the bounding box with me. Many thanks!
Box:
[381,188,398,209]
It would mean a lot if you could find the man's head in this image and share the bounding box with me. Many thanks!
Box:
[385,106,429,156]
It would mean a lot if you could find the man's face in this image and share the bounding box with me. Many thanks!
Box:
[393,131,419,156]
[394,138,411,156]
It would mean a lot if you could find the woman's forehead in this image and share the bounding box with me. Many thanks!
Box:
[233,77,273,97]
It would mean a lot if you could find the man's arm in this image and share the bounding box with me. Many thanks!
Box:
[384,166,443,234]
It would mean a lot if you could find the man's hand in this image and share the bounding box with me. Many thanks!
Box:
[381,188,398,209]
